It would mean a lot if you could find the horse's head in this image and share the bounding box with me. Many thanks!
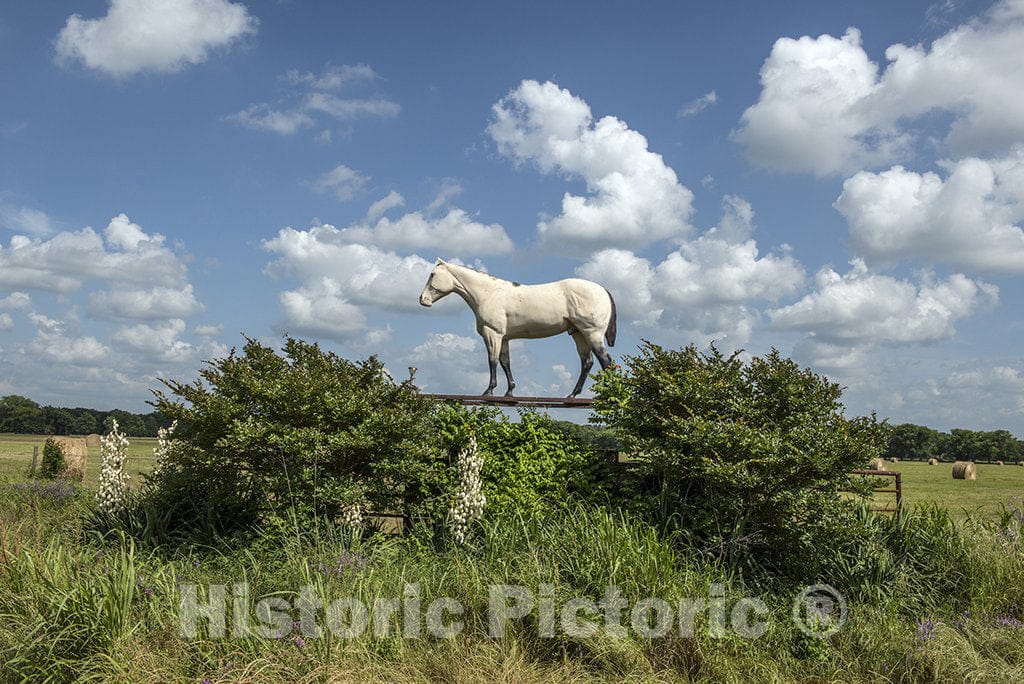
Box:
[419,259,456,307]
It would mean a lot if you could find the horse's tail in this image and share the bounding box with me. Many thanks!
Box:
[604,288,617,348]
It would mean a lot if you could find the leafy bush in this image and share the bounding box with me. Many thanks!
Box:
[435,404,613,516]
[591,342,887,577]
[145,337,447,537]
[40,437,66,479]
[547,419,621,452]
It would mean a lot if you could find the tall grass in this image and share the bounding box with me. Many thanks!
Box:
[2,477,1024,682]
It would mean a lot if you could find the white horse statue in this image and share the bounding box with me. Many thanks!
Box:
[419,259,616,397]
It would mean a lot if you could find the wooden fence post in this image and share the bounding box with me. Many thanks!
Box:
[30,445,39,476]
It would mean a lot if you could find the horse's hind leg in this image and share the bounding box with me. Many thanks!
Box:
[499,339,516,397]
[568,331,594,398]
[586,329,613,370]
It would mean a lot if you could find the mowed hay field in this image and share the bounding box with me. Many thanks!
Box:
[4,431,1021,518]
[865,459,1024,518]
[0,432,157,487]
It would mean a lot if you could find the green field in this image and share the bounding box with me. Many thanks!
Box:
[0,432,157,487]
[3,433,1022,520]
[865,459,1024,518]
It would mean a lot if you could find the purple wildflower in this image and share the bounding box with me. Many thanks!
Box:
[9,480,77,502]
[916,618,937,641]
[310,551,368,579]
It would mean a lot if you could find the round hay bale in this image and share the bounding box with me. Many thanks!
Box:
[952,461,977,481]
[891,457,900,463]
[1018,461,1024,467]
[928,458,938,465]
[869,458,886,471]
[85,433,101,448]
[52,436,87,481]
[996,460,1004,466]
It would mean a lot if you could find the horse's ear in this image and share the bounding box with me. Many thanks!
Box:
[436,258,446,265]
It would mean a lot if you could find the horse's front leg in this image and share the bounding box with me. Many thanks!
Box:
[481,328,502,396]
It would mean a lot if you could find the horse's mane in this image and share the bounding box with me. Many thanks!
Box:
[446,262,516,285]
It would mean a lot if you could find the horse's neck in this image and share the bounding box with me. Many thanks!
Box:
[447,264,506,311]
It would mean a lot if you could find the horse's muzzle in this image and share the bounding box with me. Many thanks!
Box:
[419,294,433,307]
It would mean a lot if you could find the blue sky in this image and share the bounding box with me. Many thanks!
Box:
[1,0,1023,433]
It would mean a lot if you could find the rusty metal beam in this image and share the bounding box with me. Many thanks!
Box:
[420,393,594,408]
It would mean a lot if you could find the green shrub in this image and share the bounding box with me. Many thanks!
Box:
[145,336,447,537]
[435,404,613,516]
[40,437,66,479]
[591,342,887,578]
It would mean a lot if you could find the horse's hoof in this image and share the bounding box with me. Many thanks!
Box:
[481,389,494,397]
[503,390,515,397]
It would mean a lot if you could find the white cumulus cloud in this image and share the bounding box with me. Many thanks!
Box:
[579,241,803,346]
[736,1,1024,174]
[111,319,194,362]
[283,186,512,258]
[262,187,508,342]
[326,203,513,256]
[404,332,487,394]
[577,196,804,345]
[193,323,223,337]
[769,259,998,346]
[835,149,1024,273]
[263,218,473,342]
[0,214,190,293]
[264,229,436,314]
[277,279,371,341]
[27,312,111,365]
[56,0,257,77]
[88,285,203,320]
[489,80,694,252]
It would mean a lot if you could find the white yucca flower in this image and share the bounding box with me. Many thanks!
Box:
[151,420,178,479]
[340,502,363,529]
[97,419,130,515]
[449,436,485,543]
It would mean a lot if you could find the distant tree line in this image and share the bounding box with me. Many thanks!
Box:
[886,423,1024,463]
[0,395,170,438]
[2,391,1021,460]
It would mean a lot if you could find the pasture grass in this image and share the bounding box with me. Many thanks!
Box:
[884,458,1019,518]
[868,460,1024,519]
[3,435,1024,681]
[5,433,1024,520]
[0,433,157,488]
[1,472,1024,682]
[4,432,1023,522]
